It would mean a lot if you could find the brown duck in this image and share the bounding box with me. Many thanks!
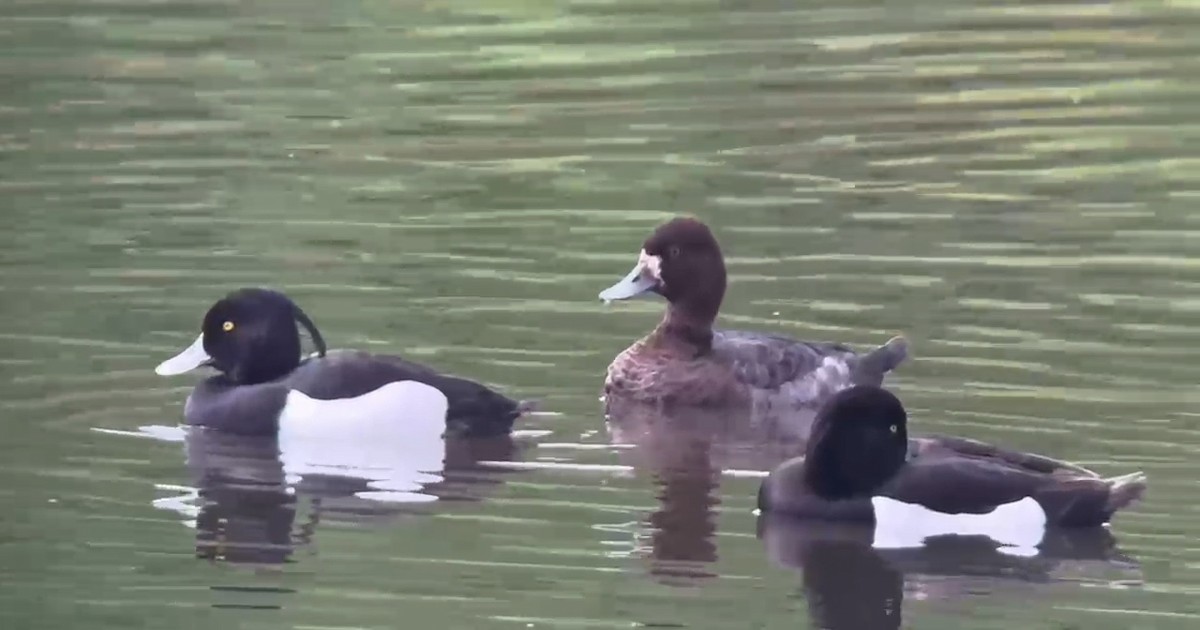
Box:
[598,217,909,411]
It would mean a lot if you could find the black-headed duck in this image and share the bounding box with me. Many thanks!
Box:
[155,288,531,438]
[758,386,1147,547]
[598,217,909,409]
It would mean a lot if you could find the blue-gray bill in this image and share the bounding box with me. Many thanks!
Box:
[155,334,212,376]
[599,265,658,303]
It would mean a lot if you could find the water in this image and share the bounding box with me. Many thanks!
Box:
[3,0,1200,628]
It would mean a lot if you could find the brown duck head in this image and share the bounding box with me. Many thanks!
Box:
[599,217,728,341]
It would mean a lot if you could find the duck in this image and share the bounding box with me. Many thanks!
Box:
[598,216,909,410]
[757,385,1147,548]
[154,288,532,438]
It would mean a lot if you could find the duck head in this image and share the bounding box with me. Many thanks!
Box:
[599,217,727,325]
[155,288,327,385]
[802,385,910,500]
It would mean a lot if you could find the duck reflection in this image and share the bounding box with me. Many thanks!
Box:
[604,396,812,472]
[758,514,1142,630]
[639,440,720,584]
[604,398,810,585]
[159,428,521,566]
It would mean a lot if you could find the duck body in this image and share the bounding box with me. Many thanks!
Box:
[762,436,1146,528]
[599,217,908,410]
[183,350,524,438]
[605,326,908,410]
[758,386,1146,544]
[157,288,529,439]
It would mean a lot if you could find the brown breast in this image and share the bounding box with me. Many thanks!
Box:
[604,341,749,406]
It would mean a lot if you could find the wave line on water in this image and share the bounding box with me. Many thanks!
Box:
[477,459,769,478]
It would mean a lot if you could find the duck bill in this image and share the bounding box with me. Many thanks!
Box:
[155,334,212,376]
[600,262,659,302]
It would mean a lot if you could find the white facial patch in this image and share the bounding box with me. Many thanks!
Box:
[598,249,664,303]
[638,249,663,282]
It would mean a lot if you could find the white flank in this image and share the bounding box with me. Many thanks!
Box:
[871,495,1047,554]
[277,381,450,504]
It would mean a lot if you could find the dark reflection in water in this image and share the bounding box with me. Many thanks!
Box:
[643,441,719,584]
[605,399,810,585]
[176,428,521,566]
[759,515,1142,630]
[604,396,810,481]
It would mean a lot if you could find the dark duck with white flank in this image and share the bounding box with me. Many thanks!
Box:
[155,288,531,438]
[598,217,909,411]
[758,386,1147,548]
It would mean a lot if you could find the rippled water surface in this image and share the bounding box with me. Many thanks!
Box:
[3,1,1200,628]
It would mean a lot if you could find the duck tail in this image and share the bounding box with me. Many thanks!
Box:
[1104,471,1148,514]
[852,335,910,383]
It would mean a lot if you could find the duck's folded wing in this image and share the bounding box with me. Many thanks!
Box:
[881,455,1046,514]
[882,450,1122,524]
[911,435,1100,479]
[287,352,497,406]
[712,330,855,391]
[288,352,522,435]
[286,352,433,399]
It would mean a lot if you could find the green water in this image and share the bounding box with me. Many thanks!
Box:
[3,0,1200,628]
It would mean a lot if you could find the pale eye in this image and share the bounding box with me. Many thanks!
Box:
[889,424,897,434]
[222,321,235,332]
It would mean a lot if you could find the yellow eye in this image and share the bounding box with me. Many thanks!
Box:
[222,321,235,332]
